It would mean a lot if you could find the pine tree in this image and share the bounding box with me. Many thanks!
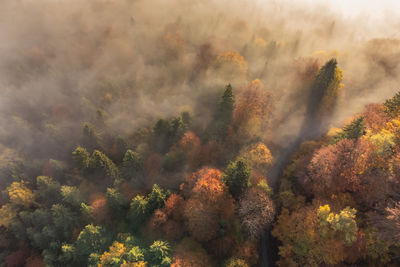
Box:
[72,146,90,170]
[384,91,400,118]
[223,159,251,199]
[218,84,235,123]
[128,195,150,230]
[152,119,171,153]
[90,150,120,180]
[147,240,171,267]
[211,84,235,139]
[75,224,109,261]
[181,111,192,130]
[148,184,167,211]
[35,176,61,206]
[106,188,128,219]
[308,58,343,117]
[333,116,366,143]
[122,150,143,179]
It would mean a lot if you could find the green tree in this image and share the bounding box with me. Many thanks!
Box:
[12,209,54,249]
[106,188,128,219]
[162,151,185,172]
[333,116,366,143]
[212,84,235,139]
[318,205,358,246]
[51,204,79,240]
[147,240,171,267]
[90,150,120,180]
[59,244,77,265]
[35,176,61,205]
[170,117,186,144]
[75,224,109,263]
[83,122,98,139]
[127,246,145,262]
[181,111,192,130]
[128,195,150,230]
[148,184,167,211]
[152,119,172,153]
[328,207,358,246]
[223,159,251,199]
[122,149,143,179]
[384,91,400,118]
[61,185,84,207]
[72,146,90,170]
[219,84,235,119]
[308,58,343,116]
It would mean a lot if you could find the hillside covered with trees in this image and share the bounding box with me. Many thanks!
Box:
[1,0,400,266]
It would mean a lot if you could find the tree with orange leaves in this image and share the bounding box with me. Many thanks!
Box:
[178,132,200,152]
[180,167,222,198]
[164,194,184,221]
[233,80,272,141]
[181,167,235,243]
[192,169,227,204]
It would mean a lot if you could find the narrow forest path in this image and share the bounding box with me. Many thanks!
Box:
[259,136,306,267]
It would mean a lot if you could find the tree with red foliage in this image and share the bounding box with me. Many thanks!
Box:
[89,193,110,224]
[25,253,45,267]
[177,131,201,168]
[5,245,30,267]
[183,198,219,242]
[164,194,184,221]
[162,219,184,241]
[192,141,222,168]
[307,139,374,195]
[362,104,389,133]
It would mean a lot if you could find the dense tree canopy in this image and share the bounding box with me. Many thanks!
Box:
[0,1,399,266]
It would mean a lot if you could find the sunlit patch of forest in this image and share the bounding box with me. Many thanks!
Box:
[0,0,400,266]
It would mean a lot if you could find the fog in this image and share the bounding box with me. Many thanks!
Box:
[1,0,400,161]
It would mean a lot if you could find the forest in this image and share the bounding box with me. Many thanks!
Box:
[0,0,400,266]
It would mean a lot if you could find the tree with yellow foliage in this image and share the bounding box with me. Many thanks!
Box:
[318,205,358,246]
[214,52,248,82]
[273,204,361,266]
[99,241,127,266]
[242,142,273,172]
[7,181,35,207]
